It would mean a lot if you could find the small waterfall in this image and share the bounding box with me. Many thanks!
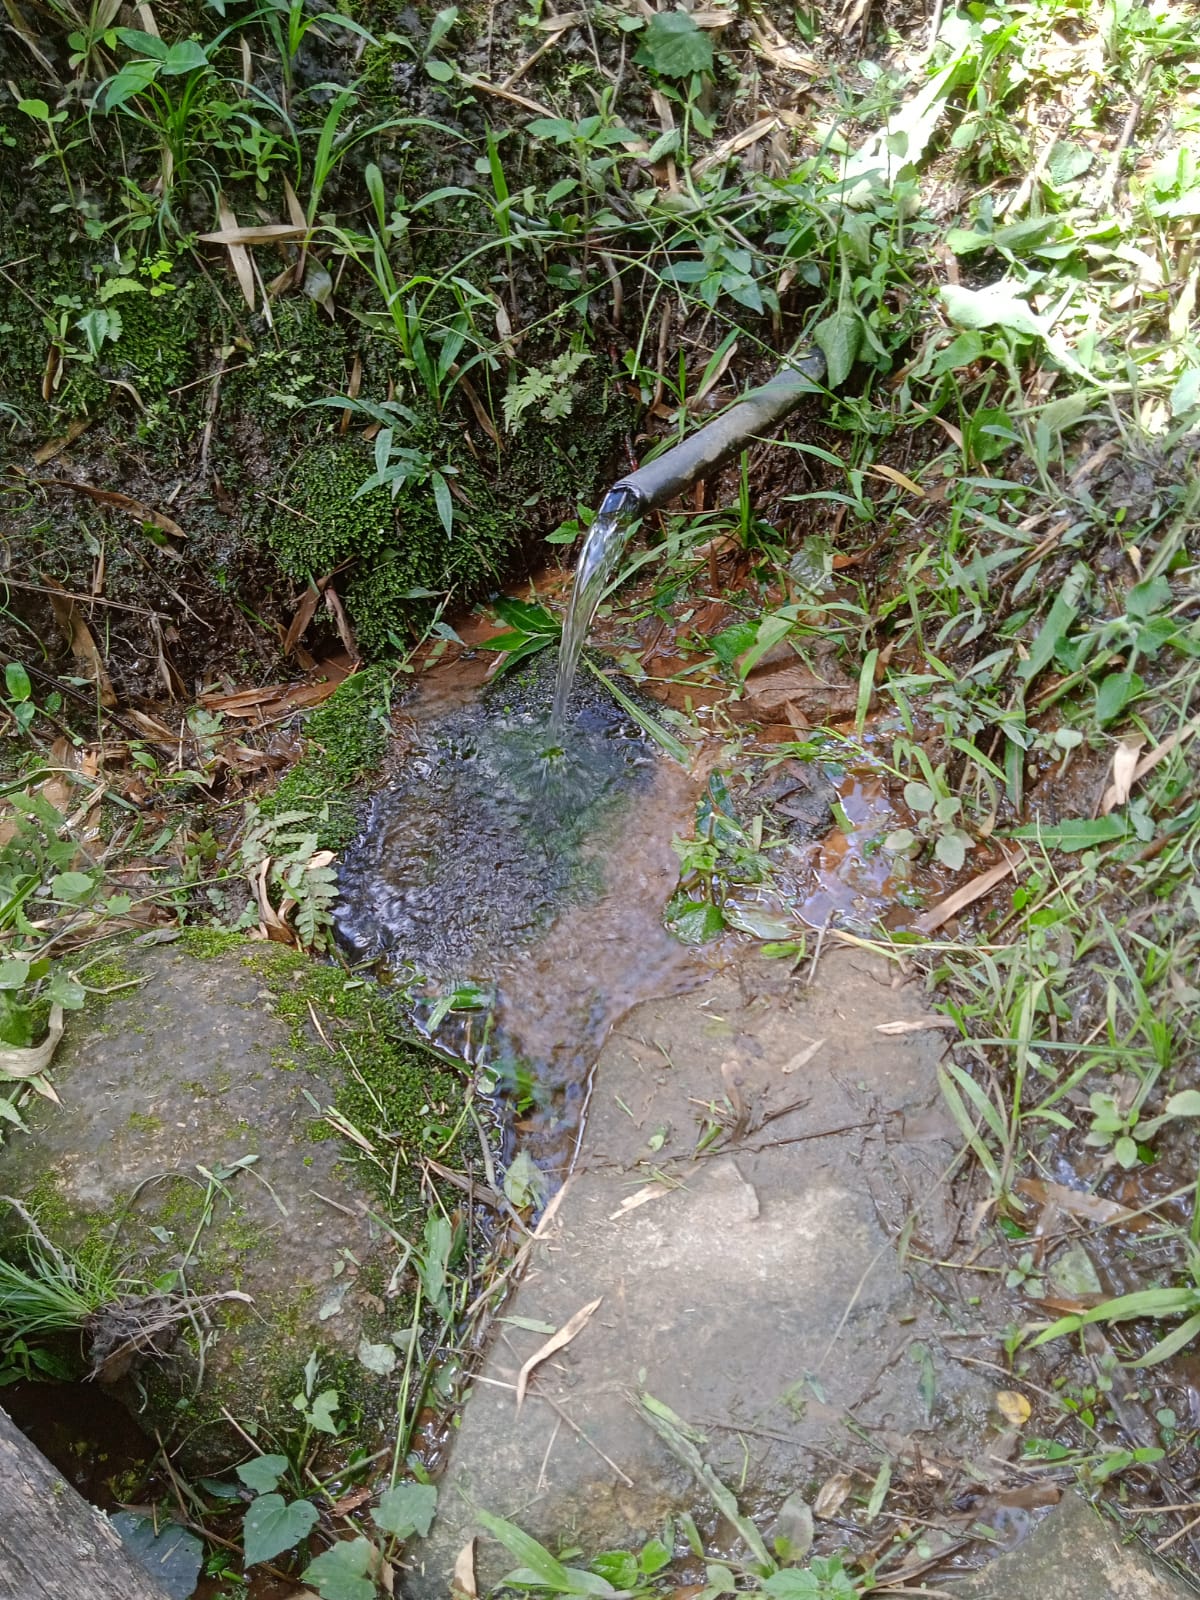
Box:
[550,486,642,731]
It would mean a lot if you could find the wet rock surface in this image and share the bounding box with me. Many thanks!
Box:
[948,1488,1195,1599]
[411,946,1001,1592]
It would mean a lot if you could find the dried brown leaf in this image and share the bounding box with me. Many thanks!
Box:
[36,478,186,539]
[812,1473,853,1520]
[283,583,321,656]
[875,1016,958,1036]
[452,1540,477,1600]
[515,1296,602,1410]
[0,1005,64,1080]
[1100,717,1200,814]
[609,1182,671,1220]
[215,194,256,310]
[45,579,116,707]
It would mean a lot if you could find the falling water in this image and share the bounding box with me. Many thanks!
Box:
[550,485,642,731]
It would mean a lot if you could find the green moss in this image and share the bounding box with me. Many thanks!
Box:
[127,1111,162,1134]
[178,927,247,961]
[253,944,469,1212]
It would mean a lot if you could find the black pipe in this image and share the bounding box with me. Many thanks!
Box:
[612,347,827,513]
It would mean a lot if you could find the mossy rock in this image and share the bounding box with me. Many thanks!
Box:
[0,937,477,1468]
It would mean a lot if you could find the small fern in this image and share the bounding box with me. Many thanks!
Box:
[502,348,592,433]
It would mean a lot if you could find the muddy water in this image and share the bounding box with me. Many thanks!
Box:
[334,654,705,1172]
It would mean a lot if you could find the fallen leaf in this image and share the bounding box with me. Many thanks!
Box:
[1105,737,1146,811]
[452,1539,477,1600]
[812,1473,853,1520]
[283,583,322,656]
[913,852,1019,934]
[324,584,359,661]
[875,1016,958,1035]
[213,194,256,309]
[609,1182,671,1220]
[780,1037,825,1074]
[45,580,116,707]
[865,463,924,497]
[996,1390,1031,1427]
[1100,715,1200,814]
[1015,1177,1147,1230]
[35,479,186,539]
[33,416,91,465]
[198,222,311,246]
[0,1005,64,1080]
[739,663,859,721]
[515,1297,602,1410]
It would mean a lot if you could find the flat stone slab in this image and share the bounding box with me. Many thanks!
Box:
[412,946,1000,1589]
[949,1489,1195,1599]
[1,939,454,1460]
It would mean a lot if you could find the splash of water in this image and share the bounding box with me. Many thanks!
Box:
[550,485,641,731]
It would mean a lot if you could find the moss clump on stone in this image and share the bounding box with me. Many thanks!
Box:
[259,664,392,848]
[254,943,470,1212]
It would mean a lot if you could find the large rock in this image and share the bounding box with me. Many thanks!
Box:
[949,1488,1194,1598]
[0,935,471,1462]
[411,946,999,1591]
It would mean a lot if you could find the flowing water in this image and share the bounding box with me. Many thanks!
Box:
[334,652,703,1174]
[550,485,642,732]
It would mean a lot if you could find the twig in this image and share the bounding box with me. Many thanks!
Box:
[1095,62,1152,212]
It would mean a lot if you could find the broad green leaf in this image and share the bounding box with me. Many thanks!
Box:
[1008,815,1129,852]
[490,596,559,634]
[243,1494,318,1567]
[302,1536,375,1600]
[941,282,1046,339]
[903,781,934,812]
[235,1454,289,1495]
[4,663,31,702]
[372,1482,437,1539]
[503,1149,548,1209]
[812,307,861,389]
[1016,588,1080,681]
[634,11,713,77]
[307,1389,340,1434]
[934,832,967,871]
[0,959,31,991]
[356,1338,397,1375]
[161,38,209,73]
[110,1514,203,1600]
[114,26,169,57]
[51,871,95,902]
[1163,1091,1200,1119]
[17,98,52,123]
[667,898,726,945]
[1095,671,1143,725]
[425,58,455,81]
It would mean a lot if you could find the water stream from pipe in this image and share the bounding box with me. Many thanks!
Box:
[550,485,642,732]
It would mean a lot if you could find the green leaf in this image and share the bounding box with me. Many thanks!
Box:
[4,663,31,702]
[1008,815,1129,852]
[302,1537,376,1600]
[372,1482,438,1540]
[236,1454,289,1495]
[941,282,1046,339]
[307,1389,340,1434]
[934,832,967,871]
[161,38,209,74]
[1016,589,1080,682]
[17,97,52,123]
[110,1514,203,1600]
[424,58,455,81]
[243,1494,318,1567]
[1163,1091,1200,1119]
[811,307,861,388]
[903,781,934,813]
[503,1149,548,1209]
[51,871,95,902]
[491,596,559,635]
[1095,671,1143,725]
[357,1338,397,1375]
[114,27,169,58]
[477,1511,615,1596]
[0,959,31,991]
[430,470,453,535]
[634,10,713,77]
[666,899,726,945]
